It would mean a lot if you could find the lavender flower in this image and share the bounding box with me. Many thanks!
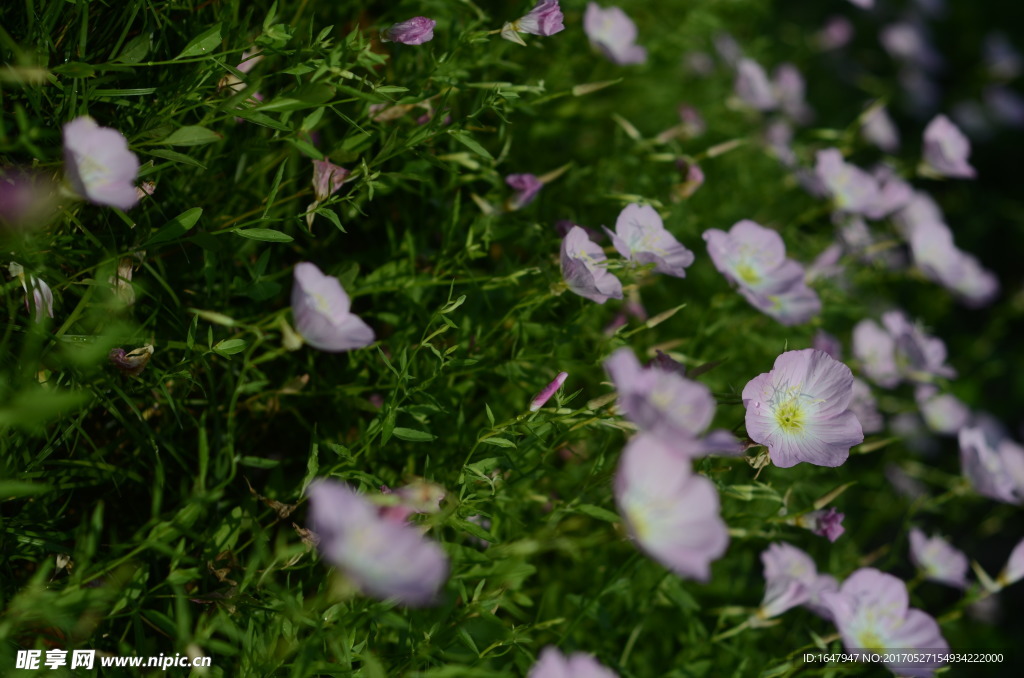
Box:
[959,426,1024,505]
[312,160,350,202]
[909,528,969,589]
[852,318,900,388]
[734,59,777,111]
[604,348,739,456]
[881,310,955,381]
[8,262,54,322]
[758,543,837,619]
[773,63,813,124]
[850,378,884,434]
[861,106,901,153]
[382,17,436,45]
[63,116,139,210]
[529,371,568,411]
[814,149,880,216]
[307,480,449,606]
[583,3,647,66]
[817,16,854,51]
[797,508,846,542]
[812,330,843,361]
[921,115,976,179]
[742,349,864,468]
[291,262,374,352]
[505,173,543,210]
[915,385,970,435]
[614,434,729,581]
[502,1,565,44]
[702,221,803,295]
[560,226,623,304]
[997,538,1024,588]
[528,646,618,678]
[0,170,58,230]
[822,569,948,677]
[604,204,694,278]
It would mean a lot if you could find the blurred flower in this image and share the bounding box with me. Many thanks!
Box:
[959,426,1024,505]
[984,86,1024,128]
[605,347,739,456]
[63,116,139,210]
[135,181,156,200]
[604,204,694,278]
[560,225,623,304]
[583,3,646,66]
[0,169,59,230]
[505,173,543,210]
[881,22,942,72]
[997,538,1024,588]
[502,0,564,45]
[773,63,813,124]
[734,58,777,111]
[291,262,374,352]
[379,480,446,524]
[713,32,743,67]
[8,262,54,323]
[846,0,873,8]
[684,51,715,77]
[796,508,846,542]
[530,371,568,411]
[614,433,729,582]
[812,330,842,361]
[306,160,350,229]
[815,149,908,218]
[850,378,884,434]
[670,160,704,202]
[108,256,138,306]
[817,16,854,51]
[822,569,948,676]
[921,115,976,179]
[983,31,1023,80]
[382,17,436,45]
[758,543,837,619]
[909,528,969,589]
[881,310,955,381]
[915,385,970,435]
[852,318,900,388]
[742,349,863,468]
[307,479,448,606]
[703,220,819,325]
[861,106,900,153]
[528,646,618,678]
[219,48,263,91]
[109,345,154,377]
[703,220,803,296]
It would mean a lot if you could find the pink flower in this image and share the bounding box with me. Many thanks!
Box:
[560,226,623,304]
[583,3,647,66]
[814,149,881,216]
[734,59,777,111]
[852,318,900,388]
[812,330,842,361]
[291,262,374,352]
[378,480,446,524]
[614,434,729,581]
[307,480,449,606]
[959,426,1024,505]
[604,348,739,456]
[798,508,846,542]
[529,371,568,411]
[758,543,837,619]
[604,204,694,278]
[915,385,970,435]
[0,170,59,230]
[503,1,565,43]
[505,173,543,210]
[742,349,863,468]
[312,160,350,202]
[850,378,884,434]
[817,16,854,51]
[861,106,901,153]
[702,220,803,295]
[63,117,139,210]
[739,282,822,327]
[922,114,976,179]
[822,569,948,677]
[853,312,954,387]
[382,17,436,45]
[909,528,969,589]
[997,538,1024,588]
[773,63,813,124]
[846,0,874,8]
[528,646,618,678]
[8,262,54,323]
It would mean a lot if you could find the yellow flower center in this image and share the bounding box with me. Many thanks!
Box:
[736,262,761,286]
[774,399,805,434]
[856,629,885,652]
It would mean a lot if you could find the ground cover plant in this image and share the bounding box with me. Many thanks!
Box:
[3,0,1024,676]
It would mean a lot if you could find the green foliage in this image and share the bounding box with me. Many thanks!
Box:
[2,1,1023,677]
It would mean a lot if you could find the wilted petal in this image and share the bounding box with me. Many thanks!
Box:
[382,17,436,45]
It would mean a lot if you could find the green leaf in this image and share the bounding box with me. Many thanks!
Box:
[258,84,335,112]
[146,148,207,169]
[576,504,620,523]
[212,338,248,356]
[449,131,493,160]
[237,456,280,468]
[233,228,293,242]
[176,24,222,59]
[479,436,516,449]
[392,427,436,442]
[0,481,52,499]
[145,208,203,246]
[162,125,222,147]
[117,33,151,63]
